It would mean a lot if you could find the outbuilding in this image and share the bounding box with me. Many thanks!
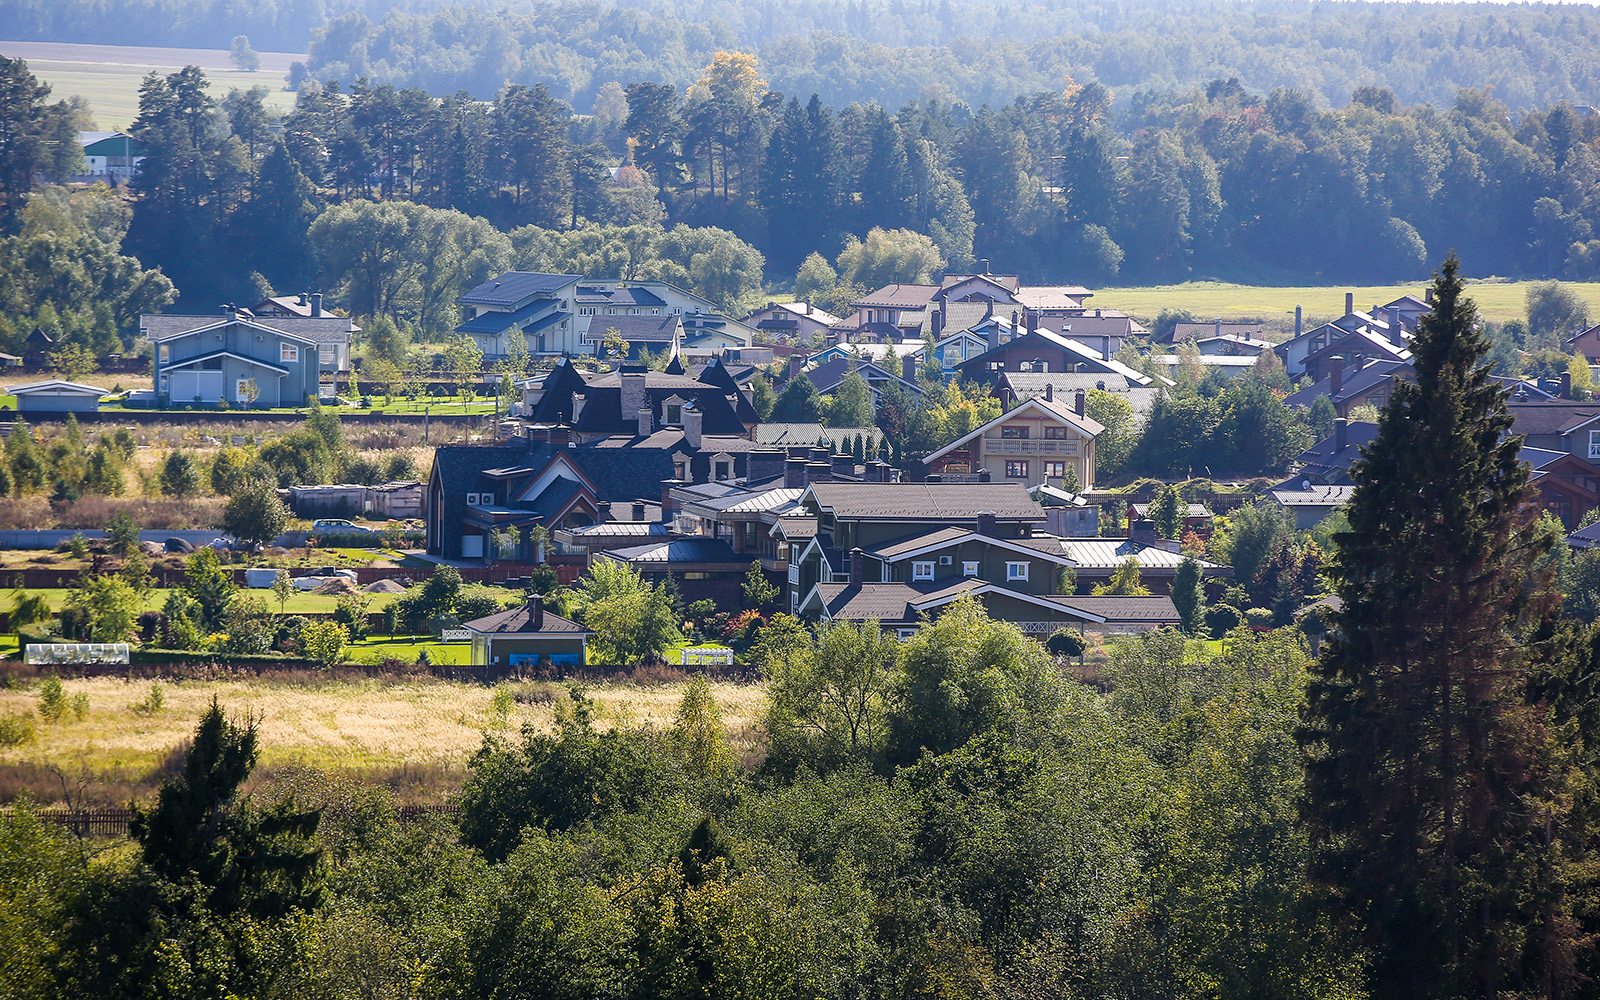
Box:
[463,595,591,668]
[7,379,105,414]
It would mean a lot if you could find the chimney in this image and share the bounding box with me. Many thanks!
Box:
[904,355,918,382]
[785,457,808,489]
[1045,383,1054,402]
[806,460,833,483]
[832,453,854,477]
[811,446,831,464]
[932,308,944,339]
[549,425,570,448]
[661,480,684,515]
[865,460,887,482]
[981,258,991,275]
[748,449,785,482]
[1561,371,1573,399]
[836,329,848,346]
[1026,310,1037,335]
[297,291,308,306]
[1129,519,1157,548]
[637,404,653,438]
[1330,358,1344,395]
[1335,417,1348,453]
[311,293,323,317]
[571,393,587,424]
[1426,287,1434,305]
[1295,305,1303,338]
[787,444,812,460]
[787,354,802,380]
[620,371,646,421]
[683,404,702,448]
[978,468,992,483]
[849,547,864,585]
[988,321,1001,352]
[633,500,647,520]
[1074,390,1086,416]
[528,594,545,631]
[1344,292,1354,316]
[1215,317,1222,337]
[1388,305,1402,338]
[976,510,997,536]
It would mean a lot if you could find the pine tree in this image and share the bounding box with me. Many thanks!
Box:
[1171,555,1205,633]
[1299,255,1568,999]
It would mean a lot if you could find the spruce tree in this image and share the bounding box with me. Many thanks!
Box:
[1299,255,1567,998]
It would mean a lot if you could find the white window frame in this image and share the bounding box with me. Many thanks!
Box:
[235,378,252,401]
[1006,561,1029,582]
[158,343,169,364]
[963,560,980,577]
[1589,429,1600,461]
[911,561,935,581]
[280,343,299,363]
[896,627,918,639]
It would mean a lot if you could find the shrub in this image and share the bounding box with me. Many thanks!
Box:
[1244,607,1276,629]
[1046,628,1087,658]
[0,710,37,746]
[1205,604,1244,639]
[131,683,165,714]
[36,675,65,722]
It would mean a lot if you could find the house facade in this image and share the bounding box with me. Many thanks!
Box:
[143,313,346,407]
[923,392,1102,490]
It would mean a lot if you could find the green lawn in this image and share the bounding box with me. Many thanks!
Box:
[1096,280,1600,329]
[16,59,294,131]
[10,588,399,614]
[345,637,474,665]
[98,397,498,416]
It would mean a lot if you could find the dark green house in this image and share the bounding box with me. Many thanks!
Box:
[463,596,590,668]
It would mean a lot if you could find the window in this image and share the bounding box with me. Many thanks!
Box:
[1001,426,1029,439]
[666,404,682,425]
[962,560,979,577]
[912,561,935,581]
[1005,460,1029,479]
[715,461,731,481]
[280,343,298,363]
[897,628,918,639]
[1043,426,1070,439]
[1006,562,1029,582]
[1044,461,1067,479]
[1589,429,1600,461]
[158,344,169,364]
[236,378,253,401]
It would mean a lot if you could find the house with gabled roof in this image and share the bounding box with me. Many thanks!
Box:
[1284,360,1413,417]
[802,356,923,404]
[847,284,940,340]
[923,389,1103,490]
[457,272,582,358]
[141,309,356,407]
[586,313,682,361]
[523,359,756,444]
[1166,321,1268,345]
[955,325,1154,388]
[742,301,842,341]
[464,595,591,668]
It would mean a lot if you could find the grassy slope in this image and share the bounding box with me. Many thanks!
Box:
[1096,280,1600,327]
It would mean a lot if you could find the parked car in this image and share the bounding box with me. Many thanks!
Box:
[310,518,380,540]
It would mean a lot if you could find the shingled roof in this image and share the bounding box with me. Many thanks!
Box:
[464,601,589,634]
[804,482,1044,520]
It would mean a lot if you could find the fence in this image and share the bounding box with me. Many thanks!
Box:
[19,803,463,837]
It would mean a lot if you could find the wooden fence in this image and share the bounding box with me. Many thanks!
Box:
[19,803,462,837]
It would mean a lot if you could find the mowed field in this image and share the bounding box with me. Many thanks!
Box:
[0,675,767,789]
[1095,280,1600,329]
[0,39,302,129]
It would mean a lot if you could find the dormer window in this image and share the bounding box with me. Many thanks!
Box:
[666,404,682,425]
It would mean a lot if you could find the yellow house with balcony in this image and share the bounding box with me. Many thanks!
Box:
[923,387,1103,491]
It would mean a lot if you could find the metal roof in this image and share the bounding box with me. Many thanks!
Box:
[459,272,581,308]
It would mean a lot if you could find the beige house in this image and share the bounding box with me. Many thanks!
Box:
[923,389,1102,491]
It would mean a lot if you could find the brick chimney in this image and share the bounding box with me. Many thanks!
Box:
[661,480,684,515]
[632,500,647,520]
[903,355,918,382]
[621,369,646,418]
[1561,371,1573,399]
[849,547,864,585]
[637,404,653,438]
[683,403,702,449]
[810,447,831,464]
[787,354,803,380]
[747,449,784,482]
[832,453,854,477]
[549,425,570,448]
[976,510,997,537]
[1129,519,1157,548]
[1330,358,1344,395]
[1335,417,1348,453]
[1345,291,1354,316]
[1425,287,1434,305]
[865,460,887,482]
[528,594,544,631]
[806,461,833,483]
[785,457,808,489]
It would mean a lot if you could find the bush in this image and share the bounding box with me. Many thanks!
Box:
[36,675,66,722]
[131,683,165,714]
[1244,607,1276,629]
[1045,628,1087,658]
[1205,604,1244,639]
[0,710,37,746]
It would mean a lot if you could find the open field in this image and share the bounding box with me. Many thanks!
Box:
[9,588,401,615]
[0,674,766,804]
[1095,280,1600,330]
[0,40,301,130]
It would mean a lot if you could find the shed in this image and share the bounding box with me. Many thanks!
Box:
[7,379,105,414]
[463,595,591,668]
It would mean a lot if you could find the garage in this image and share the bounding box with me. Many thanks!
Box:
[168,370,224,404]
[461,534,484,558]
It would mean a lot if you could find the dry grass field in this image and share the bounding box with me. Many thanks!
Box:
[1095,279,1600,333]
[0,40,301,129]
[0,674,768,806]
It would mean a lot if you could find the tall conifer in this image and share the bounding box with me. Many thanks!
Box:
[1299,255,1566,998]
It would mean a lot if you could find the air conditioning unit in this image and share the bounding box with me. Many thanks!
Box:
[938,555,954,565]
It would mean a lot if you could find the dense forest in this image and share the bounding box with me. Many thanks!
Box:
[7,0,1600,116]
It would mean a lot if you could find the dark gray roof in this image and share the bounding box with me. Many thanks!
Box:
[591,314,681,342]
[142,314,357,343]
[576,285,667,307]
[1291,422,1381,483]
[806,482,1043,521]
[465,601,589,634]
[460,273,580,308]
[1047,595,1180,624]
[811,580,979,622]
[1284,361,1411,409]
[1510,402,1600,438]
[602,537,743,565]
[456,299,564,335]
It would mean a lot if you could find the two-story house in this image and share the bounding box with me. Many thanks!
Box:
[923,389,1102,490]
[141,309,356,407]
[456,272,583,358]
[741,301,842,342]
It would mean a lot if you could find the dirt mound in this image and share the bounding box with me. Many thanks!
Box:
[311,578,362,595]
[363,579,408,594]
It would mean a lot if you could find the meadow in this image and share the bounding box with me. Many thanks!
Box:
[1095,279,1600,332]
[0,39,300,129]
[0,673,767,805]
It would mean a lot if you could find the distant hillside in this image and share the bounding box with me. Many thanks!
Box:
[5,0,1600,113]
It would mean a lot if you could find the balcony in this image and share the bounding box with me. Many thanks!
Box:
[982,439,1079,456]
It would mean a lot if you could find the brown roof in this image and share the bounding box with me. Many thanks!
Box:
[464,602,590,635]
[812,579,985,621]
[1510,402,1600,438]
[853,284,939,310]
[1047,595,1180,624]
[805,482,1044,520]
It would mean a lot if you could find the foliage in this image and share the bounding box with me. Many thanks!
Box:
[221,476,289,547]
[740,561,778,609]
[1172,554,1206,633]
[1093,556,1152,596]
[1045,628,1087,658]
[574,559,683,664]
[299,619,348,665]
[763,618,899,777]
